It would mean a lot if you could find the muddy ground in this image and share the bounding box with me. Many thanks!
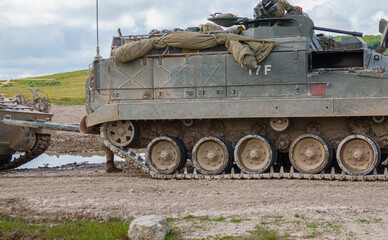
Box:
[1,106,388,239]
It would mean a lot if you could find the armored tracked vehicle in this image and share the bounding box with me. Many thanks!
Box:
[81,9,388,180]
[0,88,79,170]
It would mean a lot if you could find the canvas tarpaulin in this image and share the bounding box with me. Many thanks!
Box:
[113,31,276,70]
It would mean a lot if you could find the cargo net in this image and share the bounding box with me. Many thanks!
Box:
[112,31,276,70]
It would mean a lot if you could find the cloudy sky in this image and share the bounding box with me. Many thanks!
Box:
[0,0,387,80]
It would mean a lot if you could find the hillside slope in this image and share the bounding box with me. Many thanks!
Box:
[0,70,88,105]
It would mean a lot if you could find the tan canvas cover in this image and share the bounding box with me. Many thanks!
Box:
[216,13,237,18]
[226,40,258,69]
[113,32,276,70]
[198,23,223,32]
[113,39,154,63]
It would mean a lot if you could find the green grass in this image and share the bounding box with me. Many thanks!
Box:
[263,216,283,220]
[165,224,285,240]
[182,215,226,222]
[357,218,383,224]
[0,216,129,240]
[0,70,88,106]
[230,218,251,223]
[244,225,283,240]
[165,227,185,240]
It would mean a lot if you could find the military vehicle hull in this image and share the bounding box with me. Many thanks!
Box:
[83,14,388,179]
[0,90,80,170]
[0,96,52,170]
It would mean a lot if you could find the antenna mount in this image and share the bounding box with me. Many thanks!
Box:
[94,0,102,61]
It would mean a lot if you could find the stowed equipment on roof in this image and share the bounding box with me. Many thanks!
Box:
[113,31,276,70]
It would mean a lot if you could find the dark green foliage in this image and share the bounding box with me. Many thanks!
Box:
[21,80,61,88]
[0,83,13,88]
[362,35,381,50]
[332,34,382,50]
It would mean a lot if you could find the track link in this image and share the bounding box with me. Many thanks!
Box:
[0,134,51,171]
[101,130,388,181]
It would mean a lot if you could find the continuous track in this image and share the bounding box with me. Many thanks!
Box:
[101,130,388,182]
[0,134,51,171]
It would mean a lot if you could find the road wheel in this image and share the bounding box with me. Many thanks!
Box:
[192,137,233,175]
[289,134,333,174]
[337,134,380,175]
[146,136,187,174]
[103,120,139,147]
[234,135,277,174]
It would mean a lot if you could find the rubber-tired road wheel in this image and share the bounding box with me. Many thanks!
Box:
[289,134,333,174]
[234,135,277,174]
[337,134,380,176]
[192,136,234,175]
[146,136,187,174]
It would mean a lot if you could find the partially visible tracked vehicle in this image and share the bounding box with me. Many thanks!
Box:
[0,88,79,170]
[81,9,388,180]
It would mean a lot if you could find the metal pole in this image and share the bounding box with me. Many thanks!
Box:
[314,26,363,37]
[0,119,80,133]
[95,0,102,60]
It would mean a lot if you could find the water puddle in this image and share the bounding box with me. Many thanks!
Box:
[17,153,125,169]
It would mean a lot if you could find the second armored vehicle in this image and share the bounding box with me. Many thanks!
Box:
[0,88,79,170]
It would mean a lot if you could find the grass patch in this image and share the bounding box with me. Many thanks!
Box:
[230,218,251,223]
[244,225,283,240]
[21,80,61,88]
[263,216,283,220]
[0,216,129,240]
[51,97,86,106]
[0,70,88,106]
[261,215,284,226]
[294,214,306,220]
[217,236,238,240]
[182,215,226,222]
[301,229,321,239]
[166,217,178,222]
[357,218,382,224]
[165,227,184,240]
[1,83,13,88]
[306,221,318,229]
[358,218,370,224]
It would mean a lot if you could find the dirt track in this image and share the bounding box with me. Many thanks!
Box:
[1,165,388,239]
[1,106,388,239]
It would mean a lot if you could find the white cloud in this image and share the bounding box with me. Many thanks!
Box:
[99,15,136,31]
[144,8,171,30]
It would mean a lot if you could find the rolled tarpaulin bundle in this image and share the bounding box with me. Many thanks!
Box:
[226,40,258,69]
[112,31,276,70]
[161,31,221,49]
[113,39,154,63]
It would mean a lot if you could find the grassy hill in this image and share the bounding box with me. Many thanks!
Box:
[0,70,89,105]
